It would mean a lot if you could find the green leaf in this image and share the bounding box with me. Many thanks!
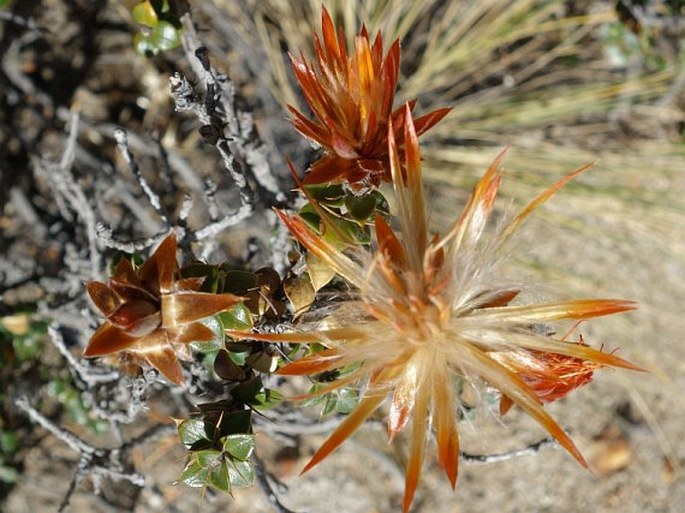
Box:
[0,431,19,454]
[298,203,322,233]
[305,252,336,292]
[195,449,222,466]
[344,194,377,222]
[304,183,344,203]
[252,387,283,410]
[181,262,217,290]
[134,33,155,56]
[179,457,208,488]
[207,458,230,493]
[300,385,357,415]
[371,190,390,214]
[177,418,211,448]
[227,459,254,488]
[334,388,358,414]
[245,350,278,374]
[199,268,220,293]
[190,316,225,353]
[300,383,326,408]
[153,0,171,15]
[326,216,370,245]
[149,20,181,52]
[321,393,338,416]
[179,451,236,494]
[223,434,255,461]
[219,303,253,331]
[12,335,42,362]
[283,274,315,318]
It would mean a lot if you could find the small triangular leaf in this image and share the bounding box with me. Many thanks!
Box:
[227,459,254,488]
[219,303,253,331]
[223,434,255,461]
[208,458,231,493]
[177,418,211,448]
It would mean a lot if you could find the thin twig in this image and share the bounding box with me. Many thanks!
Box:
[16,397,145,512]
[114,128,169,223]
[16,396,95,455]
[460,437,557,465]
[253,453,300,513]
[95,223,167,252]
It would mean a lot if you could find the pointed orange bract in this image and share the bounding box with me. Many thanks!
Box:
[403,381,429,513]
[83,234,244,384]
[300,393,386,475]
[432,365,459,488]
[289,7,450,187]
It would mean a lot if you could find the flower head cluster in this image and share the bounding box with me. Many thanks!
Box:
[492,334,604,414]
[84,234,243,384]
[230,106,639,511]
[289,7,450,188]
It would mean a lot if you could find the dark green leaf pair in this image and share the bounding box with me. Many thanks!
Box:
[178,434,255,494]
[299,185,390,246]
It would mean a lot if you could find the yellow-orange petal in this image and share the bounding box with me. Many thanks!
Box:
[472,289,520,309]
[225,326,365,344]
[301,393,386,475]
[278,348,346,376]
[108,300,160,336]
[502,162,594,241]
[432,367,459,488]
[320,7,342,66]
[374,214,405,267]
[402,379,430,513]
[412,107,452,137]
[486,330,644,371]
[388,364,418,441]
[439,148,506,256]
[472,299,637,323]
[388,105,428,271]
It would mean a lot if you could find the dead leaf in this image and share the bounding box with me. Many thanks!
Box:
[284,274,316,318]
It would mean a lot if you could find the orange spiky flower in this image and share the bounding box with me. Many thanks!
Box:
[229,106,640,511]
[289,7,450,188]
[84,233,243,385]
[492,334,606,415]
